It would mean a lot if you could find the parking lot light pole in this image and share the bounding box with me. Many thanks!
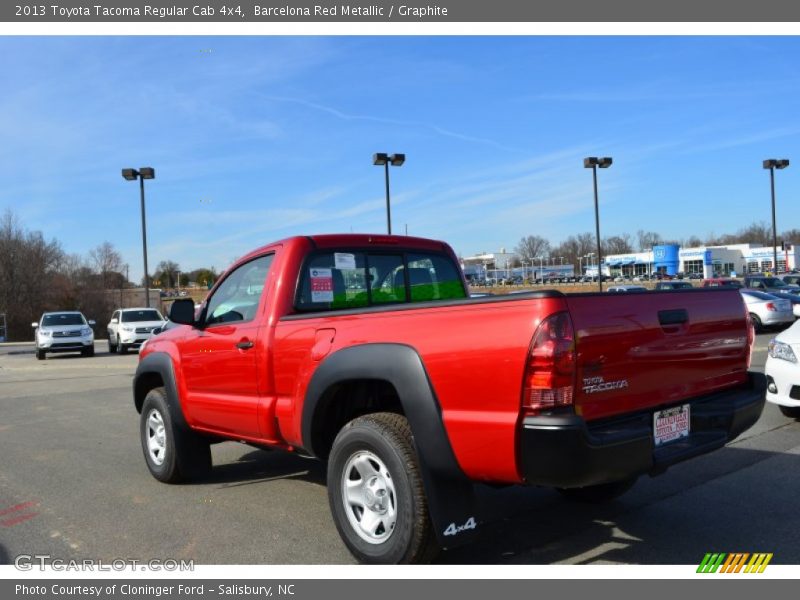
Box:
[584,157,612,291]
[373,153,405,235]
[763,159,790,274]
[122,167,155,308]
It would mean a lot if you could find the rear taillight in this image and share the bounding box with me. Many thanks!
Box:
[766,302,777,311]
[522,311,576,415]
[745,302,754,369]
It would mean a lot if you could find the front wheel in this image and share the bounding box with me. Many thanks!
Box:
[779,405,800,419]
[35,349,45,360]
[139,387,211,483]
[81,346,95,357]
[557,477,638,504]
[327,413,438,564]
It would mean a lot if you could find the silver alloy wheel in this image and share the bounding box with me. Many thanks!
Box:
[341,450,397,544]
[146,409,167,466]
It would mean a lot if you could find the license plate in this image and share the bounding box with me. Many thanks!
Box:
[653,404,690,447]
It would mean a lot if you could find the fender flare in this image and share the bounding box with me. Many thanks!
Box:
[133,352,189,430]
[301,343,479,548]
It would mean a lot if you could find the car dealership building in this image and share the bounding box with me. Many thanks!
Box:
[603,243,800,278]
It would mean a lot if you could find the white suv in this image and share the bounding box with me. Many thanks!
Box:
[33,311,95,360]
[107,308,165,354]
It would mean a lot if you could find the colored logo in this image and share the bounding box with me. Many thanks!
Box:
[697,552,773,573]
[654,248,666,260]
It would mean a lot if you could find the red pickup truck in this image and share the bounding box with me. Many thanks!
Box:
[133,234,765,563]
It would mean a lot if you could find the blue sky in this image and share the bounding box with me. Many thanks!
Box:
[2,36,799,280]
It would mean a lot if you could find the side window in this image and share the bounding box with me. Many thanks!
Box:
[204,254,273,326]
[405,253,467,301]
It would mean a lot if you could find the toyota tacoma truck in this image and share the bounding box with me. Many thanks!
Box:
[133,234,765,564]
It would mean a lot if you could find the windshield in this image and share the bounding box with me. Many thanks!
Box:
[121,310,163,322]
[762,278,788,287]
[42,313,86,326]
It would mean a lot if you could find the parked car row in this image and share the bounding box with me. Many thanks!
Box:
[32,307,170,360]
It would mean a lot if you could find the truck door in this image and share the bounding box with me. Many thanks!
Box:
[180,254,274,438]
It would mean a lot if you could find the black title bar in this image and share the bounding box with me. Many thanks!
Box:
[4,0,800,22]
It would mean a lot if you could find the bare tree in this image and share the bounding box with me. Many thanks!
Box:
[0,210,63,340]
[636,230,663,252]
[781,229,800,245]
[89,242,122,289]
[515,235,551,262]
[683,235,704,248]
[603,234,634,255]
[736,222,773,246]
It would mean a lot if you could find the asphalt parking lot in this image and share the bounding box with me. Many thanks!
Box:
[0,332,798,565]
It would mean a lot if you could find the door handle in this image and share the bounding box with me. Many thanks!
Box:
[658,309,688,326]
[236,339,254,350]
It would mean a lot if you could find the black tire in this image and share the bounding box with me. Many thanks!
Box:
[108,335,116,354]
[119,339,128,354]
[35,349,45,361]
[778,405,800,419]
[558,477,638,504]
[139,387,211,484]
[750,313,763,333]
[327,412,438,564]
[81,346,95,357]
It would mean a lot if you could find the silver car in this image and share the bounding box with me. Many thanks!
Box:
[32,311,96,360]
[739,290,794,331]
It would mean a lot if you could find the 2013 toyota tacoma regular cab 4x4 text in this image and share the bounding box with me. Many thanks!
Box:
[132,234,765,564]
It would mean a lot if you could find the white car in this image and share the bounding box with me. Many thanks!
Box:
[107,308,165,354]
[32,311,95,360]
[765,319,800,419]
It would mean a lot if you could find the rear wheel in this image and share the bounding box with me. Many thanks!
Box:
[558,477,638,504]
[778,405,800,419]
[750,313,763,333]
[327,412,438,564]
[139,387,211,483]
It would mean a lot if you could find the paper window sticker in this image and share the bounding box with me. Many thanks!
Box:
[334,253,357,270]
[310,268,334,302]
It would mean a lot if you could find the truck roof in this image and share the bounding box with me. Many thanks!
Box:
[236,234,450,265]
[309,234,447,251]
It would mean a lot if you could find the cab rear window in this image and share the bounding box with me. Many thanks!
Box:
[295,250,466,312]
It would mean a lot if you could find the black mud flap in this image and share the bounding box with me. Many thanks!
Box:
[417,461,481,549]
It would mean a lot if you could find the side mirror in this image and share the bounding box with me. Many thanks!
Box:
[32,322,39,328]
[111,318,119,324]
[169,299,196,326]
[88,320,96,326]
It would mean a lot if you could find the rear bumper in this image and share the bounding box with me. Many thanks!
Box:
[520,372,766,488]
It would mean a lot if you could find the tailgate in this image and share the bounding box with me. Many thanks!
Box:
[566,289,750,421]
